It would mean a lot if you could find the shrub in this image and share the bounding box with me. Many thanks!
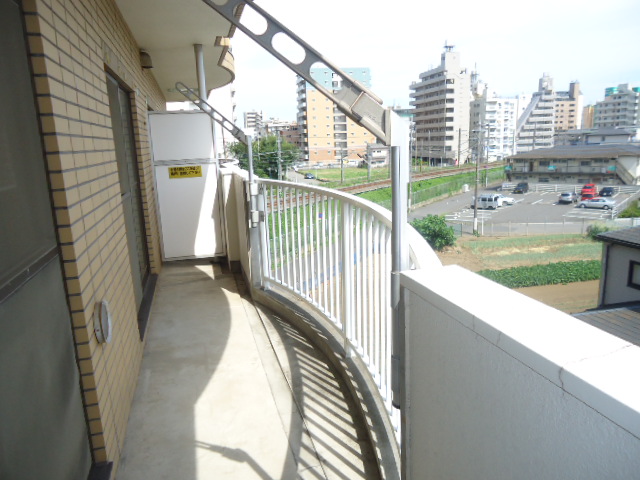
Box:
[410,215,456,251]
[585,223,611,240]
[618,201,640,218]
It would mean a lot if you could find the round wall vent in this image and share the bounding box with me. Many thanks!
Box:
[94,300,113,344]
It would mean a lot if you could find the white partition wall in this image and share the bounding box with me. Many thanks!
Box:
[149,111,225,260]
[401,266,640,480]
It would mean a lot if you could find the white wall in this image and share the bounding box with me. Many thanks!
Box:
[402,266,640,480]
[221,167,251,276]
[219,167,241,264]
[601,243,640,306]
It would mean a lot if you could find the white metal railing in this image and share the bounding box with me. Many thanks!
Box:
[255,178,440,434]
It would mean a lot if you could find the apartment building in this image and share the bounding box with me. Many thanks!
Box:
[470,80,521,162]
[509,144,640,185]
[594,83,640,129]
[515,73,556,152]
[582,104,595,129]
[296,67,376,164]
[554,81,583,132]
[243,110,263,137]
[410,45,471,165]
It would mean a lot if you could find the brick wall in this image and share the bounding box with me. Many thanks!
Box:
[22,0,164,468]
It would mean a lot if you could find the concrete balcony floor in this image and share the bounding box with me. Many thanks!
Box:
[118,260,380,480]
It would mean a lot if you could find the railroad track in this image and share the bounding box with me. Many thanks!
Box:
[337,164,488,194]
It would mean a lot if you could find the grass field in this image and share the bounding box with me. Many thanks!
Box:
[437,233,602,271]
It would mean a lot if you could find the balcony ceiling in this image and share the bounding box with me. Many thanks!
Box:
[115,0,239,102]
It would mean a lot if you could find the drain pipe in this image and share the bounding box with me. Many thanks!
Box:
[194,44,207,101]
[194,44,220,162]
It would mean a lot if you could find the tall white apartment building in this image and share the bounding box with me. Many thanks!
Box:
[470,79,521,162]
[515,75,583,153]
[296,67,376,164]
[594,84,640,129]
[516,73,556,152]
[243,110,263,137]
[410,45,470,164]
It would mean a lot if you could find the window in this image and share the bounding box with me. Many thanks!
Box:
[628,261,640,290]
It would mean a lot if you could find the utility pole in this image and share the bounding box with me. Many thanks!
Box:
[473,128,482,235]
[457,127,462,167]
[366,143,372,181]
[409,134,414,211]
[276,130,282,180]
[427,131,431,169]
[340,148,345,184]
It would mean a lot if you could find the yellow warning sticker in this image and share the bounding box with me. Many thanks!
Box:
[168,166,202,179]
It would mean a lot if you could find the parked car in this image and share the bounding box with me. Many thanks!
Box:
[599,186,615,197]
[513,182,529,194]
[497,194,515,205]
[581,183,597,195]
[304,173,315,179]
[558,192,578,204]
[577,197,616,210]
[581,192,596,201]
[472,193,502,209]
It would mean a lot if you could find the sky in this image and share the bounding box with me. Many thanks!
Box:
[229,0,640,123]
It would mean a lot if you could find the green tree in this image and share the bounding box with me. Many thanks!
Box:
[410,214,456,251]
[228,135,299,179]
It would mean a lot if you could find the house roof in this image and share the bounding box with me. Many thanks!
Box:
[587,128,635,136]
[573,304,640,347]
[510,144,640,160]
[596,226,640,248]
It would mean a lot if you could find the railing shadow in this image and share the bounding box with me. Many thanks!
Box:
[257,311,381,480]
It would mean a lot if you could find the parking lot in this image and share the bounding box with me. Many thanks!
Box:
[409,185,636,236]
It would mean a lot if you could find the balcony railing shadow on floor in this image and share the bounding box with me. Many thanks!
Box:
[119,260,381,479]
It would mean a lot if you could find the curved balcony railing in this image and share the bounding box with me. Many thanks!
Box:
[255,179,441,435]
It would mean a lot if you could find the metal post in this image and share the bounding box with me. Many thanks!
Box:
[247,135,263,289]
[247,135,255,184]
[341,202,353,355]
[276,131,282,180]
[391,145,408,409]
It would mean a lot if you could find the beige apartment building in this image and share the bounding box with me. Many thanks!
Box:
[297,68,376,165]
[554,81,583,132]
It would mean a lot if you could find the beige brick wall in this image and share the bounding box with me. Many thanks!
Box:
[22,0,164,468]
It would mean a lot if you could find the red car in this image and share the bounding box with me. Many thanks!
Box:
[581,192,596,201]
[581,183,597,196]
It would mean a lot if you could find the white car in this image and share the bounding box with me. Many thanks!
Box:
[497,194,515,206]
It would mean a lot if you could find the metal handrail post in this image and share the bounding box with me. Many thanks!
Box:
[247,135,263,289]
[341,202,353,356]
